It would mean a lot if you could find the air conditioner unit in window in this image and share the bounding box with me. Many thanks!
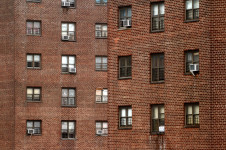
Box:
[189,64,199,72]
[122,19,131,27]
[62,36,69,41]
[68,67,76,73]
[27,129,34,135]
[62,2,71,7]
[97,130,103,135]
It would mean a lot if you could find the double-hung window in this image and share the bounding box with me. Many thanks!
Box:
[185,103,199,127]
[151,53,164,82]
[61,23,76,41]
[151,105,165,134]
[185,0,199,21]
[26,120,41,135]
[151,2,165,32]
[95,56,107,71]
[62,56,76,73]
[119,56,132,79]
[27,54,41,69]
[26,21,41,35]
[61,121,75,139]
[185,50,199,74]
[62,88,76,106]
[96,88,108,103]
[119,106,132,128]
[95,24,107,38]
[119,7,132,28]
[96,121,108,136]
[27,87,41,102]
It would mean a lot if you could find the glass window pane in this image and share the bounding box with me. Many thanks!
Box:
[34,89,40,94]
[159,55,164,68]
[153,106,158,119]
[102,57,107,63]
[103,0,107,2]
[27,22,33,28]
[96,122,101,128]
[128,118,132,125]
[187,105,193,114]
[62,89,68,97]
[121,109,126,117]
[69,24,75,31]
[62,24,68,31]
[128,108,132,117]
[120,9,125,18]
[69,56,75,64]
[62,122,67,129]
[186,0,192,9]
[160,106,164,113]
[27,88,33,94]
[27,121,33,128]
[95,25,101,30]
[103,122,108,128]
[96,57,101,63]
[34,121,40,127]
[194,0,199,9]
[27,55,33,61]
[187,53,193,62]
[34,22,40,28]
[153,4,158,16]
[62,56,68,64]
[194,52,199,62]
[160,3,165,15]
[34,55,40,61]
[69,89,75,97]
[96,90,102,96]
[127,8,132,17]
[102,25,107,31]
[69,122,74,129]
[194,105,199,114]
[103,89,108,96]
[120,118,126,125]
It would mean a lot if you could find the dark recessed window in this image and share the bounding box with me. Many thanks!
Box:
[96,88,108,103]
[96,121,108,136]
[185,50,199,74]
[119,7,132,28]
[185,103,199,127]
[119,56,132,79]
[151,105,165,134]
[27,54,41,69]
[26,120,41,135]
[62,88,76,106]
[151,53,164,82]
[151,2,165,32]
[95,56,107,71]
[61,23,76,41]
[26,21,41,35]
[61,0,75,8]
[95,24,107,38]
[62,56,76,73]
[61,121,76,139]
[185,0,199,21]
[27,87,41,102]
[119,106,132,129]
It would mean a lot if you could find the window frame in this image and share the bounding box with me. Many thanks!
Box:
[151,53,164,83]
[61,55,76,73]
[95,24,108,38]
[26,54,41,69]
[185,103,200,128]
[119,106,132,129]
[184,50,199,75]
[26,87,41,102]
[26,0,41,3]
[151,2,165,32]
[26,120,42,135]
[26,21,41,36]
[61,121,76,139]
[96,88,108,103]
[61,22,76,41]
[185,0,199,22]
[61,88,76,107]
[151,104,165,135]
[96,121,108,136]
[61,0,76,8]
[118,56,132,79]
[95,0,107,5]
[118,6,132,29]
[95,56,107,71]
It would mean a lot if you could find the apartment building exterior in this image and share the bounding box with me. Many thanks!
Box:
[0,0,225,150]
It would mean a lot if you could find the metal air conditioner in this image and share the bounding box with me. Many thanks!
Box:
[62,2,71,7]
[27,129,34,135]
[69,67,76,73]
[189,64,199,72]
[62,35,69,41]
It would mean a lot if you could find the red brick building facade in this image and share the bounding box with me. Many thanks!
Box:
[0,0,225,150]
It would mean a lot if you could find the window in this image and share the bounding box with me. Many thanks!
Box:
[61,23,76,41]
[61,0,75,7]
[119,56,132,79]
[185,103,199,127]
[151,53,164,82]
[185,50,199,74]
[95,56,107,71]
[27,54,41,69]
[96,121,108,136]
[26,0,41,2]
[26,21,41,35]
[119,106,132,128]
[119,7,132,28]
[95,24,107,38]
[27,87,41,102]
[185,0,199,21]
[61,121,75,139]
[96,0,107,5]
[62,56,76,73]
[62,88,76,106]
[151,2,165,32]
[151,105,165,134]
[96,88,108,103]
[26,120,41,135]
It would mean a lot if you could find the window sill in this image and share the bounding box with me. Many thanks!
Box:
[151,30,164,33]
[96,134,108,136]
[61,72,76,75]
[118,77,132,80]
[151,81,164,84]
[184,72,199,76]
[27,134,42,136]
[184,125,200,128]
[184,19,199,23]
[96,102,108,104]
[27,67,41,70]
[26,101,41,103]
[61,138,77,140]
[95,4,107,6]
[27,34,41,36]
[61,105,76,108]
[95,69,107,72]
[26,1,41,3]
[151,132,165,135]
[95,37,108,39]
[61,40,76,42]
[118,127,132,130]
[118,27,132,31]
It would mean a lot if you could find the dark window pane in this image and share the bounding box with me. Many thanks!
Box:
[152,18,159,30]
[34,62,40,68]
[186,10,193,20]
[127,67,132,77]
[159,68,164,81]
[152,68,158,81]
[27,62,33,68]
[152,119,158,132]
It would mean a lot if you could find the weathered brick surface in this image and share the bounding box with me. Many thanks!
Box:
[108,0,225,149]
